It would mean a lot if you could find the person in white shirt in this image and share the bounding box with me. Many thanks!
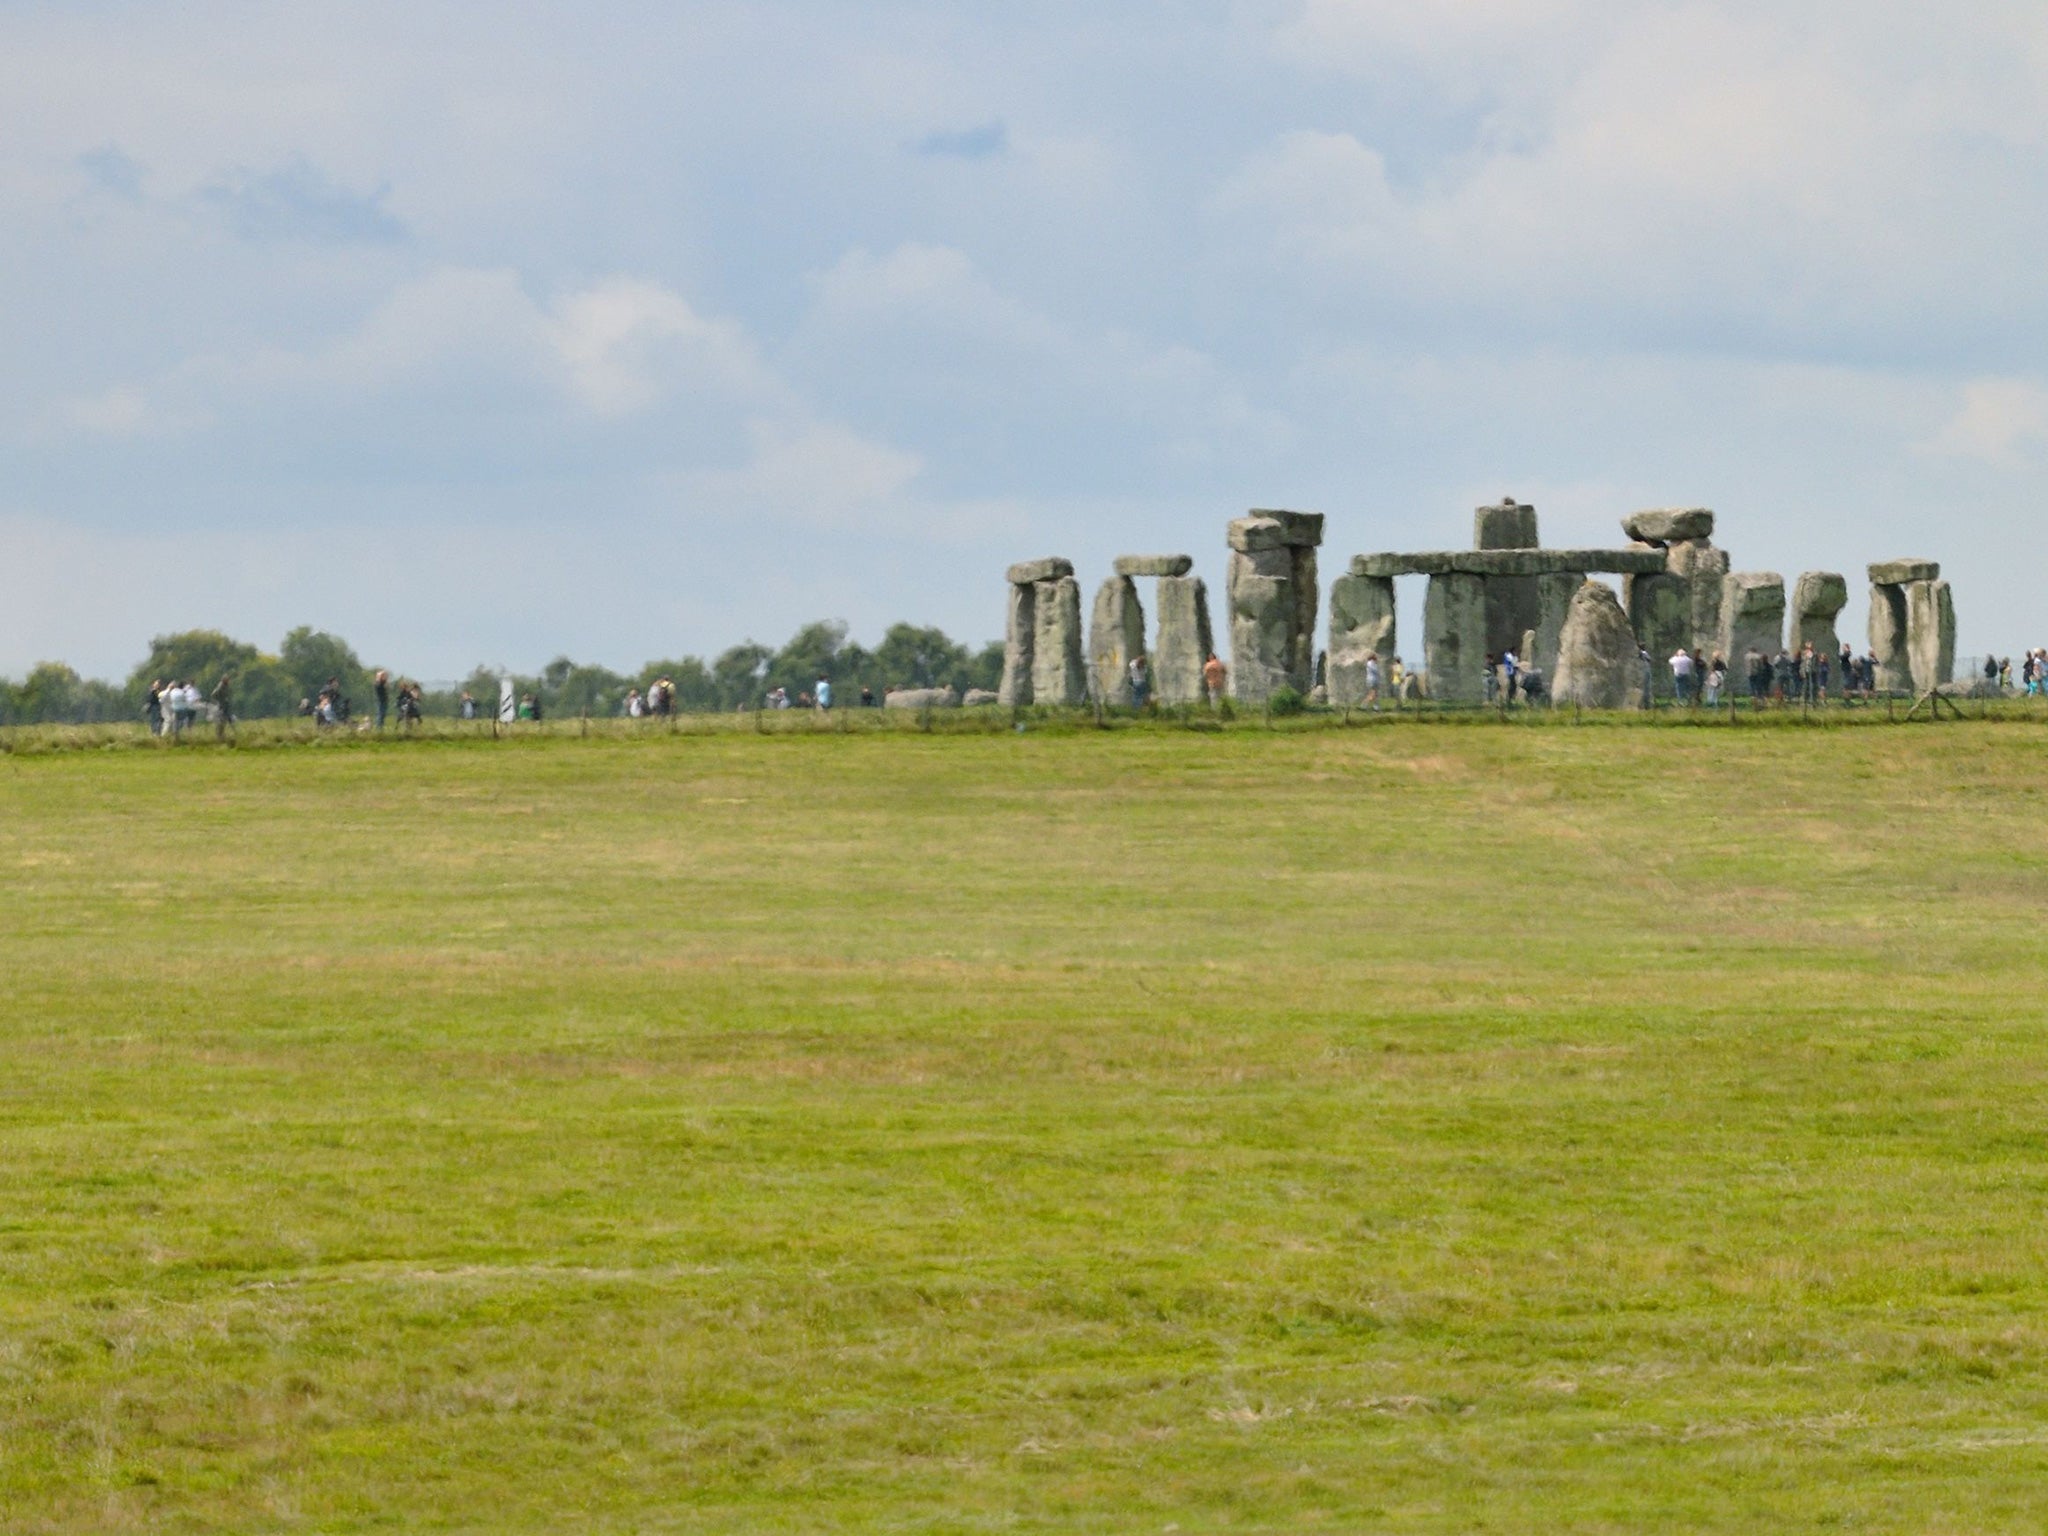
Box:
[1669,649,1695,706]
[625,688,644,717]
[1363,652,1381,710]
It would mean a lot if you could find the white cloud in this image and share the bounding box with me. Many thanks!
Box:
[1925,378,2048,466]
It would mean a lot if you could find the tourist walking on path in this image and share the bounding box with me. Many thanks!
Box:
[1363,652,1381,710]
[1127,654,1149,708]
[816,676,833,711]
[1639,647,1654,709]
[1799,644,1820,705]
[210,674,235,740]
[144,680,164,736]
[373,669,390,731]
[1202,653,1226,706]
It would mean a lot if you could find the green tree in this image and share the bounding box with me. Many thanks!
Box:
[542,656,630,717]
[870,624,970,692]
[634,657,717,711]
[278,627,372,712]
[711,643,773,710]
[766,621,851,702]
[127,631,264,710]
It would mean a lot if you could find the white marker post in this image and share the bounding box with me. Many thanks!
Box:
[498,678,516,724]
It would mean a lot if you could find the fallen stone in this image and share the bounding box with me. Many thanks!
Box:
[1032,575,1089,705]
[1423,571,1488,704]
[1718,572,1786,665]
[1153,574,1214,706]
[884,687,960,709]
[1089,575,1147,705]
[1327,572,1396,708]
[1868,583,1911,692]
[1474,499,1539,550]
[1868,558,1939,586]
[1113,554,1194,578]
[962,688,1000,707]
[1006,556,1073,585]
[1622,508,1715,544]
[1552,581,1642,709]
[997,581,1036,706]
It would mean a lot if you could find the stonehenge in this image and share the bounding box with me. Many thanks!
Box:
[998,508,1964,713]
[1868,561,1953,695]
[1227,511,1322,702]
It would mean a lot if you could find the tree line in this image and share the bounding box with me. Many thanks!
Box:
[0,621,1003,726]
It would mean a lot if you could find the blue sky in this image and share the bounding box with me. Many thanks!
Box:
[5,0,2047,678]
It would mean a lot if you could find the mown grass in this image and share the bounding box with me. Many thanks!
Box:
[5,717,2048,1530]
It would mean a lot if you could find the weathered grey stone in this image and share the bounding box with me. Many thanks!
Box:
[1153,574,1213,706]
[1031,575,1088,705]
[1718,572,1785,666]
[1790,571,1849,658]
[1351,551,1455,578]
[1626,572,1689,696]
[1089,576,1148,705]
[1529,572,1585,675]
[1327,573,1396,708]
[1226,516,1319,702]
[997,580,1036,705]
[1113,554,1194,578]
[1552,581,1643,710]
[1006,557,1073,586]
[1245,508,1325,546]
[1622,508,1715,544]
[1869,559,1939,586]
[962,688,999,706]
[1474,499,1539,550]
[1666,540,1730,656]
[1348,548,1664,579]
[1868,583,1911,692]
[1423,571,1488,704]
[1905,578,1956,693]
[884,687,960,709]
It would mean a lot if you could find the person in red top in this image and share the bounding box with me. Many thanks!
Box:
[1201,653,1227,706]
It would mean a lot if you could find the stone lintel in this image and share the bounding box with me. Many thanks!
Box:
[1113,554,1195,577]
[1006,557,1074,585]
[1868,558,1939,586]
[1349,548,1666,579]
[1239,509,1325,547]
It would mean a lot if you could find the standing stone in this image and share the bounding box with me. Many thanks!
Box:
[1552,581,1642,710]
[1529,571,1585,675]
[1089,576,1147,705]
[1904,578,1956,693]
[1718,573,1785,668]
[998,581,1037,705]
[1154,575,1213,705]
[1327,573,1396,708]
[1422,572,1488,704]
[1667,540,1730,656]
[1790,572,1849,658]
[1869,584,1911,693]
[1226,512,1322,702]
[1475,498,1541,661]
[1625,572,1689,697]
[1032,575,1087,705]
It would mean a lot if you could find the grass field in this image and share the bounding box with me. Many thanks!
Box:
[7,714,2048,1531]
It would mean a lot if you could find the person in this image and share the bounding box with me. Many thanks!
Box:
[816,675,833,711]
[372,669,390,731]
[1202,653,1227,706]
[1483,653,1498,705]
[1519,664,1545,705]
[460,690,478,720]
[1502,649,1519,703]
[1771,648,1794,704]
[530,692,543,722]
[1638,646,1654,709]
[860,685,876,708]
[1127,653,1149,708]
[1705,653,1725,707]
[1390,657,1405,698]
[1840,643,1857,699]
[1363,651,1381,710]
[1999,657,2012,691]
[1669,648,1694,705]
[210,673,235,739]
[1799,643,1819,705]
[143,679,165,736]
[625,687,644,717]
[398,682,422,729]
[1816,649,1831,701]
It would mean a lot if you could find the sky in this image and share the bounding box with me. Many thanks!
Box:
[5,0,2048,680]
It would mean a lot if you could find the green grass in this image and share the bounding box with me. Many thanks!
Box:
[7,716,2048,1530]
